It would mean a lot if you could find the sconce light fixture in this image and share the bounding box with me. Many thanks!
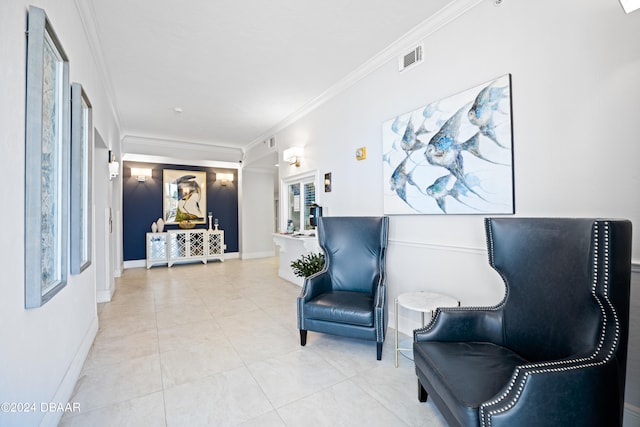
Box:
[108,150,119,180]
[619,0,640,13]
[217,172,234,186]
[283,146,304,167]
[131,167,153,182]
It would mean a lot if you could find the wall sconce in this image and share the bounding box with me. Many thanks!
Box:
[283,146,304,167]
[619,0,640,13]
[216,172,234,186]
[108,150,119,180]
[131,167,153,182]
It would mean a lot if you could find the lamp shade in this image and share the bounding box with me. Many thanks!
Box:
[217,172,234,184]
[131,167,152,182]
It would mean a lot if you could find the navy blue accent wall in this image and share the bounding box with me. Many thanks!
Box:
[122,161,239,261]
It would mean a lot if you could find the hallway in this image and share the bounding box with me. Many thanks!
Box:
[61,258,446,426]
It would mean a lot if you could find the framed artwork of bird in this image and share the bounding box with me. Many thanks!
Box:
[163,169,207,224]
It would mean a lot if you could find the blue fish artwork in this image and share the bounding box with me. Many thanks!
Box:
[382,74,514,215]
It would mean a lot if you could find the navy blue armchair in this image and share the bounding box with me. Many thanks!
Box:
[297,216,389,360]
[414,218,632,426]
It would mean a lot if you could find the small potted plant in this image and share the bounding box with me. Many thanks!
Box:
[290,252,325,278]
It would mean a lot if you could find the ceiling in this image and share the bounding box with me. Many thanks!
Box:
[82,0,454,159]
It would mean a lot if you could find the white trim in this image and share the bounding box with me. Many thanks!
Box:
[122,135,243,163]
[96,287,115,303]
[122,153,239,170]
[41,316,98,427]
[241,250,276,260]
[123,134,243,153]
[123,259,146,269]
[388,238,485,256]
[246,0,484,149]
[280,169,320,233]
[73,0,122,132]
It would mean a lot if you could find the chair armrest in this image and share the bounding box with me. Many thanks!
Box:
[413,307,504,344]
[373,276,387,342]
[480,361,621,426]
[299,270,332,302]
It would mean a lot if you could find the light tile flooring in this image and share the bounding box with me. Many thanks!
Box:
[60,257,447,427]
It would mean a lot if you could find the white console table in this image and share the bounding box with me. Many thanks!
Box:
[146,229,225,269]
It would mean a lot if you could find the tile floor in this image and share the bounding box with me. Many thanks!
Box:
[60,257,447,427]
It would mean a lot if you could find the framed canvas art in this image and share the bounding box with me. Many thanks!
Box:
[70,83,93,274]
[382,74,514,215]
[24,6,71,307]
[163,170,207,224]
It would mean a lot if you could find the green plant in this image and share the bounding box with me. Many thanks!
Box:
[290,252,325,278]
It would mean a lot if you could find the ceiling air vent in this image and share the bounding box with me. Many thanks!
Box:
[399,44,423,72]
[266,137,276,150]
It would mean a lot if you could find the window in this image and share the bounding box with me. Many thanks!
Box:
[281,171,318,233]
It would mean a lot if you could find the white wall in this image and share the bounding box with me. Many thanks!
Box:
[275,0,640,411]
[0,1,121,426]
[277,0,640,313]
[241,169,277,259]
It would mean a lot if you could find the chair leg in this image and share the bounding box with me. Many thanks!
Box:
[418,380,428,402]
[376,342,383,360]
[300,330,307,346]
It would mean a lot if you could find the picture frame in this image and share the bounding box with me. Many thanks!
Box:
[382,74,514,215]
[25,6,70,308]
[163,170,207,224]
[70,83,93,274]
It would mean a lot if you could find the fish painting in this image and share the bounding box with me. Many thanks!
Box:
[468,81,510,148]
[382,74,514,215]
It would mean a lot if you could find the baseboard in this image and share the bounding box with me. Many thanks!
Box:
[123,259,146,269]
[96,286,115,303]
[241,250,275,260]
[40,315,98,427]
[625,403,640,427]
[224,252,240,260]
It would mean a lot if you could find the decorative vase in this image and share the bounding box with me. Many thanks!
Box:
[151,221,157,233]
[156,218,164,232]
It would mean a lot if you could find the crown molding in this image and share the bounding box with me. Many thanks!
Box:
[121,153,239,169]
[73,0,123,133]
[245,0,484,151]
[122,135,243,163]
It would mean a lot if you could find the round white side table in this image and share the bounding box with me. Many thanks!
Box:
[395,291,459,368]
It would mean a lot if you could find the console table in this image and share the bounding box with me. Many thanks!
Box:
[146,229,225,269]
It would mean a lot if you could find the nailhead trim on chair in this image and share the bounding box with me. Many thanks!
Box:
[479,221,621,427]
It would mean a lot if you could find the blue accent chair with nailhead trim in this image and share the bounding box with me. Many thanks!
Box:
[298,216,389,360]
[413,218,632,427]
